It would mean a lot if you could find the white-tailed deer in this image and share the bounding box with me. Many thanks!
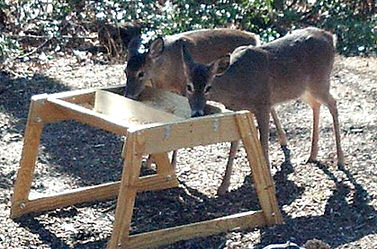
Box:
[181,27,344,172]
[124,28,289,194]
[124,28,259,99]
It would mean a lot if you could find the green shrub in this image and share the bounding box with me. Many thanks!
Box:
[0,0,376,57]
[0,35,20,62]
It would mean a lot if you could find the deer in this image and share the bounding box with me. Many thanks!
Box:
[124,28,290,194]
[180,27,344,175]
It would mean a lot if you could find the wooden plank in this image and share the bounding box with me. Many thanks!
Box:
[235,113,283,225]
[108,133,142,248]
[94,90,184,126]
[18,94,70,123]
[47,88,97,100]
[47,84,125,101]
[129,111,247,154]
[123,210,266,249]
[47,97,129,135]
[11,174,179,218]
[62,91,95,106]
[11,96,45,218]
[137,87,191,118]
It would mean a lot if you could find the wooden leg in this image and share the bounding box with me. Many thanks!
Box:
[154,153,179,188]
[235,113,283,226]
[108,133,142,249]
[11,97,45,218]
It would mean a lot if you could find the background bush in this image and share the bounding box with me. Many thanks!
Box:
[0,0,376,64]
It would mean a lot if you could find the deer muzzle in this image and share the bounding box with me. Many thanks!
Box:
[189,93,207,118]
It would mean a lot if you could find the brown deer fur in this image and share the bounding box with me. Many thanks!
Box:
[181,27,344,169]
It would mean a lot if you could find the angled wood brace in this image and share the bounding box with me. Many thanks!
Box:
[10,86,283,249]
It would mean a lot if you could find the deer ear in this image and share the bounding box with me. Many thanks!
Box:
[127,35,142,58]
[181,43,195,81]
[209,54,230,76]
[148,37,164,59]
[181,43,193,68]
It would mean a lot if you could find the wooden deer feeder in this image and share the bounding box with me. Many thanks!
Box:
[10,85,283,249]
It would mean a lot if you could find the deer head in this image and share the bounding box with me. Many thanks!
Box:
[181,43,230,117]
[124,36,165,99]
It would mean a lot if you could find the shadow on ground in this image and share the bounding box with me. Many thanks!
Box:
[255,161,377,248]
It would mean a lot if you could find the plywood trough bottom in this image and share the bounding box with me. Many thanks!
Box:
[10,85,282,249]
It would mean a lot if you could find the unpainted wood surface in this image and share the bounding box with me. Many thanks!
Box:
[129,111,248,154]
[123,210,266,249]
[108,133,142,248]
[47,97,129,135]
[11,86,282,248]
[235,113,283,225]
[11,172,179,218]
[94,90,184,126]
[138,87,191,118]
[11,97,45,218]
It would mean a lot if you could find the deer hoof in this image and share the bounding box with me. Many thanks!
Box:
[337,161,345,170]
[280,145,291,162]
[306,157,318,164]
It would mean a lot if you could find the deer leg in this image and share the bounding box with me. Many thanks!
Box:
[171,150,178,170]
[146,150,178,171]
[255,107,271,169]
[325,95,344,167]
[145,155,154,169]
[306,97,321,163]
[217,140,240,195]
[270,107,290,162]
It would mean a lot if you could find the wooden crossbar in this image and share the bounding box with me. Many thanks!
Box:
[11,174,179,218]
[125,210,266,249]
[47,97,130,135]
[124,111,246,155]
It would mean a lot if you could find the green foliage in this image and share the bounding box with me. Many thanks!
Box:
[0,34,20,61]
[0,0,376,57]
[119,0,375,56]
[317,0,377,55]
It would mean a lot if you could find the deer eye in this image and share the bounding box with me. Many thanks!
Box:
[138,72,145,78]
[186,84,194,93]
[204,86,212,94]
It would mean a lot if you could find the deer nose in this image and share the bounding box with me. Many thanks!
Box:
[124,86,138,100]
[125,94,138,100]
[191,110,204,118]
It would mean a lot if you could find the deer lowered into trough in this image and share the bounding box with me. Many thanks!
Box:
[124,28,290,194]
[181,27,344,170]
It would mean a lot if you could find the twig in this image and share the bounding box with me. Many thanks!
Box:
[10,34,97,40]
[16,37,53,59]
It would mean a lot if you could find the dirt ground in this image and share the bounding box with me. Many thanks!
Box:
[1,54,376,249]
